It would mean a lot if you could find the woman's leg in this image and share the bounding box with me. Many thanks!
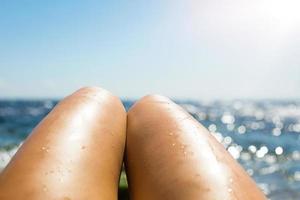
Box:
[0,87,126,200]
[125,95,266,200]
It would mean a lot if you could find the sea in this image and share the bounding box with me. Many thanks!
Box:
[0,99,300,200]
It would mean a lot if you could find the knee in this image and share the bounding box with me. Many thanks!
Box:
[63,86,125,112]
[138,94,170,102]
[127,94,173,133]
[74,86,114,99]
[128,94,171,116]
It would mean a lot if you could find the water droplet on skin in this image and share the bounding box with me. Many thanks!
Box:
[169,132,174,136]
[42,146,50,152]
[184,151,187,156]
[172,143,176,146]
[43,185,48,192]
[228,188,233,193]
[229,178,233,183]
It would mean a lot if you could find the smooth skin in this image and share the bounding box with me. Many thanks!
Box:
[0,87,126,200]
[0,87,267,200]
[125,95,267,200]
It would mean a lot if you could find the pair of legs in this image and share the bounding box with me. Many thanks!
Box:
[0,87,266,200]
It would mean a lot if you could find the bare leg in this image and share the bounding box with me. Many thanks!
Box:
[125,95,266,200]
[0,87,126,200]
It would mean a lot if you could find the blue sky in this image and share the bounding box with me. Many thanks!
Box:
[0,0,299,100]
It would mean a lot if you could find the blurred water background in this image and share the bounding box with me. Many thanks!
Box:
[0,99,300,200]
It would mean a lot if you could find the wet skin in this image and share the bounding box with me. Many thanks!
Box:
[0,87,127,200]
[125,95,267,200]
[0,88,267,200]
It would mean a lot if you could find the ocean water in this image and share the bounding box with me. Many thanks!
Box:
[0,99,300,199]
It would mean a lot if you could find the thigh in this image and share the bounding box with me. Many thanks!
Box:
[125,95,266,200]
[0,87,126,200]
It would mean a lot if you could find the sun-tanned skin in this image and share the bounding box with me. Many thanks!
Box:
[0,87,127,200]
[0,87,266,200]
[125,95,267,200]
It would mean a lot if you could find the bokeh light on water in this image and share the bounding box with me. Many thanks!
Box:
[0,99,300,199]
[180,100,300,200]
